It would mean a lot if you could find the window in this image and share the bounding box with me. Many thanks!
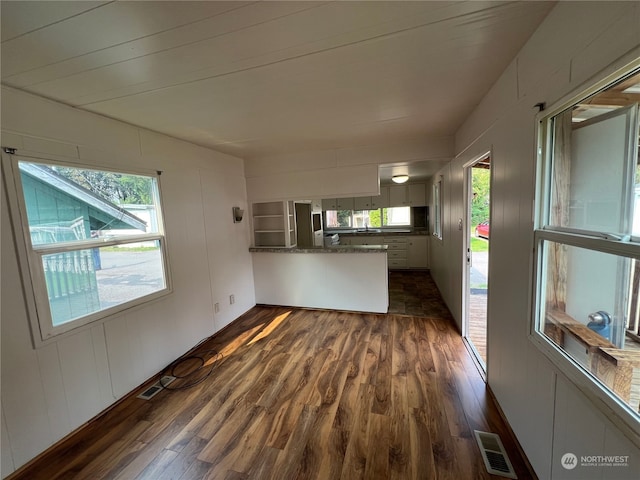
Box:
[4,156,170,343]
[324,206,411,229]
[433,178,442,239]
[533,65,640,424]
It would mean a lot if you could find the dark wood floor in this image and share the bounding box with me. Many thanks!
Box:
[10,292,533,479]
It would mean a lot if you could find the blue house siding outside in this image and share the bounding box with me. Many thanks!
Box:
[19,164,147,325]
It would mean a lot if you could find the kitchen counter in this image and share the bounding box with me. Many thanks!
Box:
[249,245,387,253]
[251,246,388,313]
[325,229,429,236]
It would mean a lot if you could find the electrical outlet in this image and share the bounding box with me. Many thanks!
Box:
[229,294,235,305]
[214,302,220,313]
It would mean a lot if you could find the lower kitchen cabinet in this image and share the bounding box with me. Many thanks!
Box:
[407,236,429,268]
[384,235,429,269]
[383,236,407,268]
[340,234,429,269]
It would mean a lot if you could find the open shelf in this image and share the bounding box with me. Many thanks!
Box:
[252,201,296,247]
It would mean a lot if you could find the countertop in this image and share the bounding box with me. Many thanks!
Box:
[324,229,429,236]
[249,245,388,254]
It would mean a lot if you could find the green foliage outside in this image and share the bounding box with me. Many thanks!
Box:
[471,168,490,229]
[55,167,154,205]
[367,209,388,227]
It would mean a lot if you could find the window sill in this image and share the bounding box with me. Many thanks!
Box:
[32,287,172,349]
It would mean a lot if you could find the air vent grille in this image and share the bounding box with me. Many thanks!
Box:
[474,430,517,479]
[137,376,176,400]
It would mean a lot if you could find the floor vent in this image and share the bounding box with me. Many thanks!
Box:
[137,376,176,400]
[474,430,517,479]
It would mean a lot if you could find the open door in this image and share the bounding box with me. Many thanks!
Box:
[463,155,491,371]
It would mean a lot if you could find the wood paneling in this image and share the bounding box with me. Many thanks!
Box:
[7,305,534,480]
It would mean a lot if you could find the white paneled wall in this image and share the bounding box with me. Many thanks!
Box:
[244,136,454,202]
[429,2,640,479]
[1,406,14,477]
[0,86,255,475]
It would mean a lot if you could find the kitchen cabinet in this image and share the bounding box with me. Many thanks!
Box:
[382,235,429,268]
[388,183,427,207]
[346,236,382,246]
[322,197,355,210]
[407,236,429,268]
[383,236,408,268]
[252,201,296,247]
[354,196,373,210]
[353,186,389,210]
[371,186,389,209]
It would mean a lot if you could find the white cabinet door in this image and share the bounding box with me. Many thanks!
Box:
[349,236,382,246]
[371,186,389,209]
[322,198,337,210]
[354,196,372,210]
[323,197,356,210]
[335,197,354,210]
[407,236,429,268]
[408,184,426,206]
[389,184,427,207]
[389,185,407,207]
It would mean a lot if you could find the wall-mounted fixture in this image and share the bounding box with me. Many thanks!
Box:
[232,206,244,223]
[392,174,409,184]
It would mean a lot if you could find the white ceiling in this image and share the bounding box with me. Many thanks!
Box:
[1,0,554,170]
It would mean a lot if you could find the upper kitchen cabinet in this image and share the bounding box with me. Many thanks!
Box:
[252,201,297,247]
[371,186,389,209]
[322,197,355,210]
[353,186,389,210]
[389,183,426,207]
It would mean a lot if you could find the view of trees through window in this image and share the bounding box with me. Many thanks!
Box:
[325,207,409,228]
[55,166,154,205]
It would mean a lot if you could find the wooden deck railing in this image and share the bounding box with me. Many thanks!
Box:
[545,308,640,408]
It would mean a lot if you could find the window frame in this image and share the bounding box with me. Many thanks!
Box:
[433,178,443,240]
[2,151,172,347]
[530,60,640,440]
[324,206,412,230]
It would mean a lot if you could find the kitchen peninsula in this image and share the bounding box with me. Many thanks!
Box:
[250,244,388,313]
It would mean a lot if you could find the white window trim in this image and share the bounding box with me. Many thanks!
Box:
[530,59,640,446]
[2,151,173,348]
[433,178,443,240]
[324,207,413,230]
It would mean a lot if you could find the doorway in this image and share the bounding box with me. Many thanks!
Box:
[463,155,491,371]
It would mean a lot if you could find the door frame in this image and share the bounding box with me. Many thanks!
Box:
[462,150,492,373]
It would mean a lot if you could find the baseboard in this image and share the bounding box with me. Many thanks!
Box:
[486,384,539,480]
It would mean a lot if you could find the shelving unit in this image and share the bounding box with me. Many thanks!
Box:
[252,201,296,247]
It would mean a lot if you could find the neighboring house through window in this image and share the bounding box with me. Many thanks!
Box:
[3,156,170,345]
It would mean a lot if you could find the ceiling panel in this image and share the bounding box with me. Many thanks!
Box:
[1,1,555,161]
[0,1,108,42]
